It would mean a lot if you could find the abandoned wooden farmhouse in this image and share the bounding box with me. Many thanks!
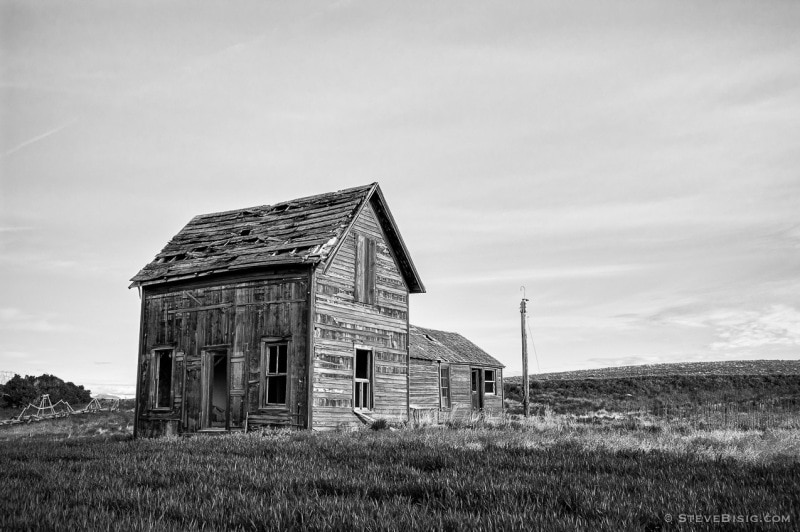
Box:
[130,183,503,436]
[409,325,504,421]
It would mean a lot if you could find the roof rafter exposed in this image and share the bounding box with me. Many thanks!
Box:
[130,183,425,292]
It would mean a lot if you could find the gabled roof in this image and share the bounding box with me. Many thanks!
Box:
[409,325,504,367]
[130,183,425,292]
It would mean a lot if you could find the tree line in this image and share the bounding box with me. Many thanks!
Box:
[0,374,92,408]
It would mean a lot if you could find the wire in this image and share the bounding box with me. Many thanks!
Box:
[525,312,541,373]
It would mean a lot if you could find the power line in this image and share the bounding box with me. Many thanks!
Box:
[525,314,541,373]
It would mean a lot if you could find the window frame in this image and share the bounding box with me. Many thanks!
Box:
[260,340,290,408]
[484,369,497,395]
[353,347,374,411]
[149,347,175,411]
[439,364,451,410]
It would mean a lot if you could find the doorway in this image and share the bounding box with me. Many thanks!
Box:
[204,351,229,429]
[471,369,483,411]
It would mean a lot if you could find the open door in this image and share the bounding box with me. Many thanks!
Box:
[202,350,229,430]
[471,368,484,411]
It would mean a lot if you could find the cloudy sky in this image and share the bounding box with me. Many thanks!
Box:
[2,1,798,396]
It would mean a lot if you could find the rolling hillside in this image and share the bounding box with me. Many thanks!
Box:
[504,360,800,417]
[505,359,800,383]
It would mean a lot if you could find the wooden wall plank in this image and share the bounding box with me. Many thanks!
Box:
[313,203,410,430]
[137,275,310,436]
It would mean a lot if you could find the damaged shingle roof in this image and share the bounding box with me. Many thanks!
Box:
[130,183,424,291]
[410,325,504,367]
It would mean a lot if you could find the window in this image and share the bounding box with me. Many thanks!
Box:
[484,370,496,395]
[354,348,373,410]
[150,349,173,410]
[262,343,288,406]
[354,234,376,304]
[440,366,451,409]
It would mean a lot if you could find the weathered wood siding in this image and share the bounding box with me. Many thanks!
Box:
[313,201,410,430]
[136,271,310,437]
[449,364,471,415]
[409,358,440,409]
[431,364,504,421]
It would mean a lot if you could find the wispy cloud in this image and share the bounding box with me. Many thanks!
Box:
[0,308,74,333]
[0,251,125,278]
[708,306,800,351]
[0,227,34,233]
[648,304,800,352]
[428,264,646,286]
[0,351,31,360]
[1,120,77,158]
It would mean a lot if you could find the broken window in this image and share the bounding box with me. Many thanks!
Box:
[150,349,173,410]
[484,370,496,395]
[262,343,288,406]
[354,234,376,304]
[440,365,451,409]
[354,348,373,410]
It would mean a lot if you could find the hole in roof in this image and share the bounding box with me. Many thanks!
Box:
[272,205,289,213]
[424,334,436,343]
[240,229,251,236]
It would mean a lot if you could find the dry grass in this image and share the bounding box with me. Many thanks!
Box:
[0,410,133,441]
[434,411,800,465]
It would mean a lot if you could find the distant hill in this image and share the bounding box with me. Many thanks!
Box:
[504,360,800,415]
[505,360,800,384]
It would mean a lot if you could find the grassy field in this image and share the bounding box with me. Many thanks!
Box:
[2,362,798,530]
[2,413,799,531]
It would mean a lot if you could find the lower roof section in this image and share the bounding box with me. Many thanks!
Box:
[409,324,504,367]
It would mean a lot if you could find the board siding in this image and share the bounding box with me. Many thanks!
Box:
[408,361,504,422]
[313,202,410,430]
[409,358,440,409]
[136,270,310,437]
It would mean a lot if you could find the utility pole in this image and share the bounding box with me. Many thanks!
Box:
[520,291,530,418]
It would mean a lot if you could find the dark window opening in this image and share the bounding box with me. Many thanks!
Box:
[263,343,288,406]
[355,349,370,379]
[153,349,173,409]
[354,349,373,410]
[440,366,451,409]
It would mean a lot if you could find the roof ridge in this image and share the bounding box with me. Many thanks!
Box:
[410,324,459,335]
[192,183,376,220]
